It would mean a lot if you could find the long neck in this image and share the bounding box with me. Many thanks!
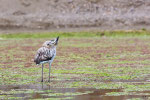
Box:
[51,46,56,56]
[50,46,56,63]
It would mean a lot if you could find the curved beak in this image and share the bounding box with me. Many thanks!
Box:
[55,36,59,45]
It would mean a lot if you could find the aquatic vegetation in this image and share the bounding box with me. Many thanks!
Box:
[0,33,150,99]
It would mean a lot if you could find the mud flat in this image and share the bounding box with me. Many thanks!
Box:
[0,84,149,100]
[0,37,150,99]
[0,0,150,33]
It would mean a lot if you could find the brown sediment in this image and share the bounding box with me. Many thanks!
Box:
[0,0,150,32]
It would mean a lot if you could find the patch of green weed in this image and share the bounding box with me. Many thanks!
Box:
[1,30,150,38]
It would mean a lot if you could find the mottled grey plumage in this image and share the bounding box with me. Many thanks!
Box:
[34,46,55,65]
[34,36,59,82]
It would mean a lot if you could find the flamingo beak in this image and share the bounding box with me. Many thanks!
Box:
[55,36,59,45]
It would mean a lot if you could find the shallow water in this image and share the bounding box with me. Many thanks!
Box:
[0,84,149,100]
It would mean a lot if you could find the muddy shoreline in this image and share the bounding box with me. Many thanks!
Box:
[0,0,150,33]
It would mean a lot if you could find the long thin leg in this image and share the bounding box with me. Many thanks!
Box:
[41,64,44,82]
[48,62,51,82]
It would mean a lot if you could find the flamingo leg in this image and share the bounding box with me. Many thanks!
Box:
[41,64,44,82]
[48,62,51,82]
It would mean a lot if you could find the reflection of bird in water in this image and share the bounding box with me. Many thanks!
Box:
[34,36,59,82]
